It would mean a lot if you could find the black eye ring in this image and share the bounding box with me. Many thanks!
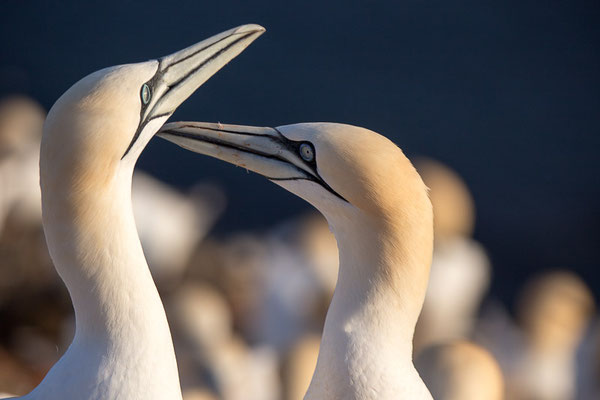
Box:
[299,143,315,162]
[141,83,152,105]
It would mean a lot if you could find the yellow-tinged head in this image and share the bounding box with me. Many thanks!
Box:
[42,62,157,195]
[158,122,431,230]
[40,25,265,202]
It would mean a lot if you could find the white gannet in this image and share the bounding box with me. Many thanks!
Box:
[2,25,265,400]
[158,121,435,399]
[474,270,595,400]
[509,271,594,400]
[413,158,491,352]
[414,340,504,400]
[0,96,45,233]
[168,283,280,400]
[294,213,340,297]
[247,219,329,353]
[253,214,337,353]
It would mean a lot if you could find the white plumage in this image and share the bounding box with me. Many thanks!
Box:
[6,25,264,400]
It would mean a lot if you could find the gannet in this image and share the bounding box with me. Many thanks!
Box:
[2,24,265,400]
[509,271,593,400]
[169,283,280,400]
[158,121,435,399]
[251,220,328,353]
[252,214,337,353]
[415,340,504,400]
[0,96,45,233]
[474,270,595,400]
[413,158,491,352]
[295,213,339,297]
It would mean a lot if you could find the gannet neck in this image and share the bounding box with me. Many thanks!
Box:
[305,208,433,399]
[29,160,182,400]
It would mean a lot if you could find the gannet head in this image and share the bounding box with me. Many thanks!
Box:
[41,25,265,196]
[157,122,431,230]
[517,270,594,350]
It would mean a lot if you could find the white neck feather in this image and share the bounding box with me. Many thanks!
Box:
[305,212,433,400]
[22,163,182,400]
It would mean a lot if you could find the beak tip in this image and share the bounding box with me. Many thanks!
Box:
[234,24,266,35]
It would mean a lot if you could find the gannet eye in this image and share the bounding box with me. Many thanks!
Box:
[140,84,151,105]
[299,143,314,162]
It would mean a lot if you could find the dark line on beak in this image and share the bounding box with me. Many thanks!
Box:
[172,124,277,138]
[121,32,255,160]
[165,32,253,93]
[159,31,254,74]
[160,128,292,165]
[160,128,348,202]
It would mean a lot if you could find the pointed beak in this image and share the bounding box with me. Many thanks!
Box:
[144,24,265,122]
[123,24,265,158]
[157,121,346,200]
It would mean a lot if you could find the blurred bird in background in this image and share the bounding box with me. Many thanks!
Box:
[413,158,492,353]
[415,340,504,400]
[478,270,595,400]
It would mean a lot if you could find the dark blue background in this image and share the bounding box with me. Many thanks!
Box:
[1,0,599,305]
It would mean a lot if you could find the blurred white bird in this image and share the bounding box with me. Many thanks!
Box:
[159,121,435,399]
[4,24,265,400]
[414,158,491,352]
[203,213,336,354]
[0,96,45,233]
[510,271,594,400]
[169,283,280,400]
[250,219,329,352]
[477,270,595,400]
[415,340,504,400]
[415,237,490,350]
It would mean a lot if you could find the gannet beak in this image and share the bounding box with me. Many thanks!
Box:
[157,121,346,200]
[144,25,265,121]
[123,24,265,158]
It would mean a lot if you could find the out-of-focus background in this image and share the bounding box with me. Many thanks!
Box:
[0,1,598,399]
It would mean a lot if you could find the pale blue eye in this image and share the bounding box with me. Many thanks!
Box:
[299,143,314,162]
[141,84,151,105]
